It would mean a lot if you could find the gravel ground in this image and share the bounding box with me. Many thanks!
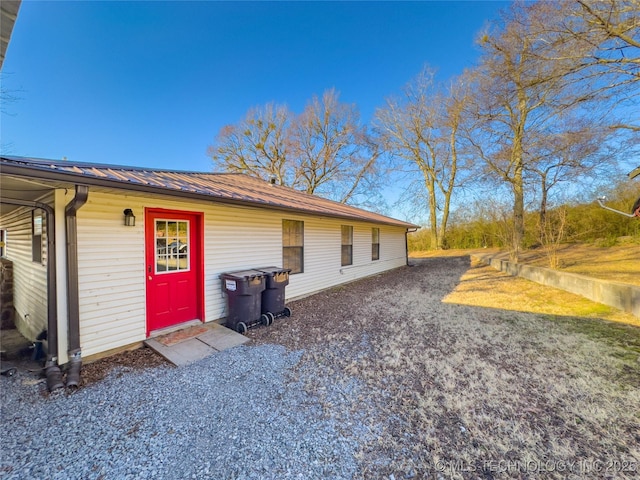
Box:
[2,257,639,479]
[1,344,377,479]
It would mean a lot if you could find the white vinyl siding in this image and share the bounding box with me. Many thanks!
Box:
[0,198,52,341]
[73,192,147,357]
[280,217,407,300]
[73,191,281,356]
[3,185,408,358]
[53,189,407,358]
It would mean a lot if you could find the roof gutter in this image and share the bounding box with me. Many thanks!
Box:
[64,185,88,388]
[0,197,64,391]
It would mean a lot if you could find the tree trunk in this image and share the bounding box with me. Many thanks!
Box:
[539,172,548,236]
[512,163,524,259]
[426,176,439,249]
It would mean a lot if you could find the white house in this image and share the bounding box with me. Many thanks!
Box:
[0,156,417,388]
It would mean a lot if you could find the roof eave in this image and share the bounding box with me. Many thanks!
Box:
[0,163,418,228]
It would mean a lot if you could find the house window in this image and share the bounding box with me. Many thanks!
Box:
[0,230,6,257]
[283,219,304,274]
[155,220,189,273]
[341,225,353,266]
[372,228,380,261]
[32,210,43,264]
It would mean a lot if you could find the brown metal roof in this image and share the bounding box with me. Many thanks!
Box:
[0,156,418,228]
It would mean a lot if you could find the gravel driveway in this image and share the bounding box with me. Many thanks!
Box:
[1,344,372,480]
[2,257,639,479]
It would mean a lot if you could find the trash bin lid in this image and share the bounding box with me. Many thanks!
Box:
[220,269,265,280]
[255,266,292,275]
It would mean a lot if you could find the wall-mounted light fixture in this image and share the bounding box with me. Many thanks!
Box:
[123,209,136,226]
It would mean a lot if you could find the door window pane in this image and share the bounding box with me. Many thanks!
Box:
[155,219,189,273]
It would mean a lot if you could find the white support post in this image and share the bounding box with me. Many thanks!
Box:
[55,189,69,364]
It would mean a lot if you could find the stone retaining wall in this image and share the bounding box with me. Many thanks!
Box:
[472,254,640,319]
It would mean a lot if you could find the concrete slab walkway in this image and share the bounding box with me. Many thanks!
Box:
[144,323,249,366]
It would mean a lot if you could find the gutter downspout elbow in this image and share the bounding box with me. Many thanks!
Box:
[405,227,419,266]
[65,185,88,388]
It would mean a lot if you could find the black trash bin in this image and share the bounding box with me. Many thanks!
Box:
[256,266,292,322]
[220,269,271,334]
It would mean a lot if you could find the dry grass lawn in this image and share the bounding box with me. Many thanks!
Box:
[444,257,640,328]
[413,242,640,327]
[248,256,640,479]
[85,246,639,478]
[413,242,640,286]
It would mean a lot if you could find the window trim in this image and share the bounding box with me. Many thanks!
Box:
[283,219,304,274]
[341,225,353,267]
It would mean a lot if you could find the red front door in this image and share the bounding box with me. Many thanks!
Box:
[145,209,203,335]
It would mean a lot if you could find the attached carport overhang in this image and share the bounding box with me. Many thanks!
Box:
[1,174,90,390]
[0,189,67,391]
[0,0,21,71]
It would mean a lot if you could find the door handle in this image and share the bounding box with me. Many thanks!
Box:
[148,276,153,281]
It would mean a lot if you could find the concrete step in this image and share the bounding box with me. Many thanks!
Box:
[144,322,250,367]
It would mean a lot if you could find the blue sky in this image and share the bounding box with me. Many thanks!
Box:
[1,1,510,175]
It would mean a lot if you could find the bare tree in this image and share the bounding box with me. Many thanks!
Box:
[574,0,639,82]
[538,204,569,269]
[208,103,294,186]
[375,67,469,249]
[290,88,380,203]
[527,116,615,231]
[529,0,640,131]
[535,1,640,79]
[463,1,627,258]
[209,90,382,206]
